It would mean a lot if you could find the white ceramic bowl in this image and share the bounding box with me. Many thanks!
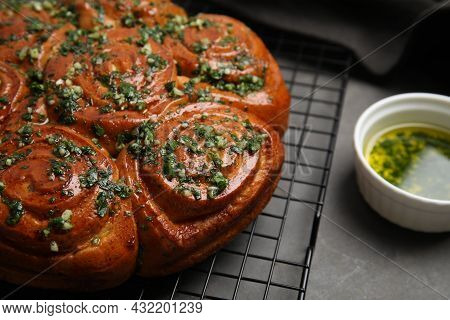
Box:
[354,93,450,232]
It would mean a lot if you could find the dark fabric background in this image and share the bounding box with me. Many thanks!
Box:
[211,0,450,75]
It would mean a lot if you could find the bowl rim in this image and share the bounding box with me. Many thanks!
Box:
[353,92,450,206]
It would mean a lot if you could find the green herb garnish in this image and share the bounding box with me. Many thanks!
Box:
[48,159,70,178]
[79,166,132,217]
[3,197,25,226]
[47,209,73,231]
[92,123,105,137]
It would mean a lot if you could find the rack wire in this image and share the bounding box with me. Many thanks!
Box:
[0,0,352,300]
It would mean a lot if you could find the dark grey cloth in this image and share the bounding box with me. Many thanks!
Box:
[211,0,449,75]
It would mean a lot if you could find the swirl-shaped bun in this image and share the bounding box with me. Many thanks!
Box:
[0,125,137,290]
[117,102,284,276]
[44,26,177,154]
[162,14,291,134]
[0,0,290,290]
[0,63,50,134]
[0,2,75,70]
[0,63,28,126]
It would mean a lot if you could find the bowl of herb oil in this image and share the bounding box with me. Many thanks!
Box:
[354,93,450,232]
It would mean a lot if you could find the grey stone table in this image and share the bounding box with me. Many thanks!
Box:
[307,63,450,299]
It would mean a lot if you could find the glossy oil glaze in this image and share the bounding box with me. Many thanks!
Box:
[366,124,450,201]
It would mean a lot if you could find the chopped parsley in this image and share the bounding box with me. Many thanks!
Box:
[175,185,202,200]
[59,29,88,56]
[0,96,9,105]
[53,84,83,125]
[165,81,184,98]
[162,148,184,181]
[207,171,229,199]
[59,28,107,57]
[179,135,202,154]
[26,17,46,34]
[16,124,34,146]
[234,53,254,70]
[180,79,213,102]
[192,38,211,53]
[48,159,70,179]
[211,171,228,191]
[208,151,223,168]
[135,15,214,45]
[79,166,99,188]
[218,36,237,46]
[79,166,132,217]
[101,78,147,111]
[95,191,110,217]
[126,121,158,164]
[119,81,139,102]
[17,46,41,62]
[0,149,32,170]
[121,12,137,28]
[99,104,113,114]
[194,123,228,149]
[47,134,96,160]
[27,69,45,108]
[3,197,25,226]
[91,52,110,65]
[222,74,265,97]
[92,123,105,137]
[197,88,213,102]
[146,53,168,73]
[43,209,73,235]
[196,62,265,96]
[246,133,267,154]
[137,25,165,46]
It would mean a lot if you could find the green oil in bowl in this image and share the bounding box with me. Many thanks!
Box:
[366,124,450,201]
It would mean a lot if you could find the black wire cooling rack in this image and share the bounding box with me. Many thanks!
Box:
[0,0,352,300]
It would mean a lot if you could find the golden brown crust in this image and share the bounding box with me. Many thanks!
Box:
[163,14,291,135]
[148,175,280,276]
[0,63,28,127]
[116,102,284,276]
[0,62,51,135]
[0,0,289,289]
[42,26,177,155]
[0,4,73,70]
[71,0,187,29]
[0,125,137,290]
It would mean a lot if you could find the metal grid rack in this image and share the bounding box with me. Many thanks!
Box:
[0,0,352,300]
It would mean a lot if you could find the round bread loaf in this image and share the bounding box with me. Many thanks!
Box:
[0,0,289,290]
